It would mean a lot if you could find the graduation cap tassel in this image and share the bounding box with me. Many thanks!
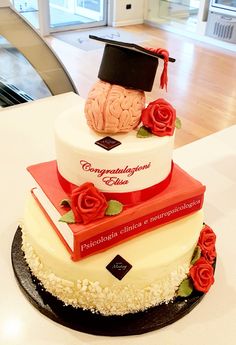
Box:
[145,47,169,91]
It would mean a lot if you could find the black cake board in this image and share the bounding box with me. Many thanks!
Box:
[11,227,205,337]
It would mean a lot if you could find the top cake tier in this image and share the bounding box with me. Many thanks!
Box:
[55,100,175,204]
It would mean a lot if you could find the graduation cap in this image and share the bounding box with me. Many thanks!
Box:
[89,35,175,92]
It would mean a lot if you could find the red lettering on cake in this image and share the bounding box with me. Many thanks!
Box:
[102,176,129,186]
[79,160,151,178]
[79,194,204,258]
[80,160,91,171]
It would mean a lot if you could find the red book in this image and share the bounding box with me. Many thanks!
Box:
[28,161,205,261]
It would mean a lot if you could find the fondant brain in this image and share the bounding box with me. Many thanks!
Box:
[84,80,145,134]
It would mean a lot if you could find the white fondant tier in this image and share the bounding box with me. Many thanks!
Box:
[54,104,175,195]
[22,194,204,316]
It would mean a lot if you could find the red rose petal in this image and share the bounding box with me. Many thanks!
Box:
[141,98,176,137]
[70,182,108,224]
[189,257,214,293]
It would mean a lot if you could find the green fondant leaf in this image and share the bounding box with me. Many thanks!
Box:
[105,200,123,216]
[177,278,193,297]
[59,210,75,224]
[191,245,201,265]
[175,117,182,129]
[137,126,152,138]
[60,199,71,208]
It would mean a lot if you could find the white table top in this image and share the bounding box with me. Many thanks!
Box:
[0,93,235,345]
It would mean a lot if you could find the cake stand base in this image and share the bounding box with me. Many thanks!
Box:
[11,227,205,336]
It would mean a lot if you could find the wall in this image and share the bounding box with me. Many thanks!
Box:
[110,0,145,26]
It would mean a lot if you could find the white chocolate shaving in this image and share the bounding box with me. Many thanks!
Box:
[22,230,188,316]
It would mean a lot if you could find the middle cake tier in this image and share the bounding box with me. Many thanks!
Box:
[55,105,175,202]
[27,161,205,261]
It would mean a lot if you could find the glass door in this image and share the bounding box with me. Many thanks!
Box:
[211,0,236,12]
[10,0,39,30]
[146,0,201,33]
[159,0,200,25]
[48,0,107,32]
[75,1,105,22]
[10,1,107,35]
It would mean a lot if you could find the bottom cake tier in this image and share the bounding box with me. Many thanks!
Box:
[20,194,205,316]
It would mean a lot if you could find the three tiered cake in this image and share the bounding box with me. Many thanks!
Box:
[18,37,216,330]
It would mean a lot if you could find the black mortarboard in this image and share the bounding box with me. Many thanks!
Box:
[89,35,175,92]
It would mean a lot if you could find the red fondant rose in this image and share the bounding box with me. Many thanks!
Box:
[141,98,176,137]
[189,257,214,293]
[198,225,216,264]
[71,182,108,224]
